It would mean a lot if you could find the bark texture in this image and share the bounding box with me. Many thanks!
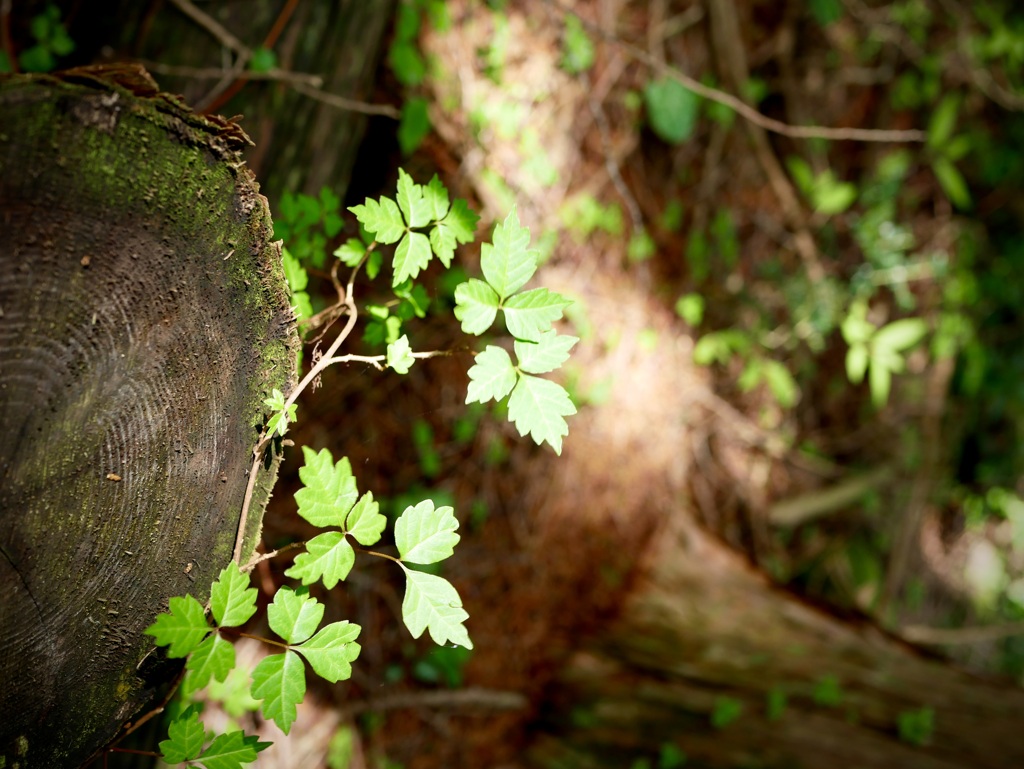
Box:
[0,65,297,768]
[527,518,1024,769]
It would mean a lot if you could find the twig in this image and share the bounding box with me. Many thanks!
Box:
[141,60,324,88]
[768,467,894,527]
[544,0,925,143]
[168,0,247,56]
[291,81,402,119]
[901,622,1024,645]
[340,687,528,718]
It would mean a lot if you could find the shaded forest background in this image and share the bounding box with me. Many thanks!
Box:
[5,0,1024,766]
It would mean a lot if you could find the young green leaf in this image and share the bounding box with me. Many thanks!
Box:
[393,231,433,286]
[387,334,416,374]
[294,621,362,683]
[454,279,501,335]
[263,388,297,438]
[503,287,571,342]
[210,563,258,628]
[144,594,210,658]
[346,491,386,546]
[514,330,578,374]
[873,318,928,352]
[400,567,473,649]
[294,447,359,528]
[442,198,480,244]
[250,651,306,735]
[159,705,205,764]
[429,222,458,267]
[396,168,431,229]
[869,359,893,408]
[423,174,451,221]
[481,207,538,298]
[183,634,235,696]
[285,531,355,589]
[507,374,577,454]
[395,500,461,564]
[466,345,517,404]
[268,587,324,645]
[199,730,270,769]
[333,238,366,267]
[348,196,405,244]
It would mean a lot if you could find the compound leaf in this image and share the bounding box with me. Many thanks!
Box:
[396,168,431,228]
[346,491,385,546]
[198,730,270,769]
[251,651,305,735]
[285,531,355,590]
[395,500,460,564]
[210,563,257,628]
[514,330,578,374]
[144,594,210,658]
[294,621,362,683]
[454,279,500,335]
[183,633,235,696]
[466,345,517,404]
[268,587,324,645]
[159,705,205,764]
[508,374,576,454]
[348,196,405,245]
[481,207,537,298]
[401,567,473,649]
[393,231,432,286]
[294,447,358,528]
[503,288,571,342]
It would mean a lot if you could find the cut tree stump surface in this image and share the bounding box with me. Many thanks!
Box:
[0,65,297,768]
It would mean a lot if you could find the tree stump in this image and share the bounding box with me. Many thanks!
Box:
[0,65,297,768]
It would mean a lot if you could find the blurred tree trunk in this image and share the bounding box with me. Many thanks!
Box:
[528,518,1024,769]
[0,65,297,769]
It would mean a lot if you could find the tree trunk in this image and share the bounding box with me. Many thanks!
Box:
[527,517,1024,769]
[0,65,297,769]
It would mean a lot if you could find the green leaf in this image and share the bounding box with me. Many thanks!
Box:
[210,563,258,628]
[387,334,416,374]
[281,248,308,292]
[398,98,432,155]
[503,288,571,342]
[389,40,426,86]
[762,359,799,408]
[423,174,451,221]
[454,279,501,335]
[869,360,892,408]
[268,587,324,645]
[932,157,971,209]
[466,345,517,404]
[442,198,480,244]
[401,567,473,649]
[198,731,270,769]
[561,14,595,74]
[263,388,297,437]
[285,531,355,589]
[248,47,277,73]
[813,178,857,215]
[294,447,359,528]
[507,374,576,454]
[159,706,205,764]
[430,222,458,267]
[396,168,431,228]
[333,238,366,266]
[348,196,405,244]
[294,621,362,683]
[395,500,461,564]
[873,318,928,352]
[144,594,210,658]
[393,231,433,286]
[481,207,538,298]
[514,330,578,374]
[183,633,236,696]
[346,491,385,545]
[251,651,306,735]
[846,343,869,384]
[644,77,700,144]
[928,94,959,150]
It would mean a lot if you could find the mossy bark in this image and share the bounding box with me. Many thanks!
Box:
[527,519,1024,769]
[0,65,297,768]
